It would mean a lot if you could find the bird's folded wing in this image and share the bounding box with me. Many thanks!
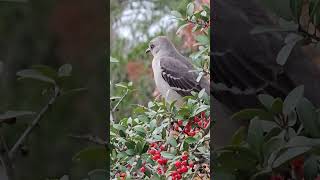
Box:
[159,57,202,96]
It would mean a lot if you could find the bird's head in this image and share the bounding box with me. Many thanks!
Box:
[146,36,175,57]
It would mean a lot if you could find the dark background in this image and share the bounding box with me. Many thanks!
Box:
[0,0,107,179]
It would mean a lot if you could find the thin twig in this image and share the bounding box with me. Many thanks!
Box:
[0,135,14,180]
[68,134,108,146]
[112,88,129,112]
[9,86,60,159]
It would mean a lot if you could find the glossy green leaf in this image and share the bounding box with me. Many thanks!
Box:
[272,147,311,168]
[296,98,320,137]
[276,35,303,65]
[258,94,274,110]
[232,108,273,121]
[283,85,304,115]
[186,3,194,16]
[58,64,72,77]
[17,69,55,84]
[0,110,34,120]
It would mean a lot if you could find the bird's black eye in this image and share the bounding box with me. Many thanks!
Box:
[150,44,155,49]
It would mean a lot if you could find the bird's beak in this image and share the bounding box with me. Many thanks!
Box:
[145,48,150,54]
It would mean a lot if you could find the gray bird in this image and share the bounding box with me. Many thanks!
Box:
[145,36,210,106]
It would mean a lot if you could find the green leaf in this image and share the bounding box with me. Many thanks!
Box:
[283,85,304,115]
[216,146,258,171]
[271,98,284,114]
[231,126,246,145]
[115,83,127,89]
[247,118,265,154]
[113,124,126,131]
[290,0,303,20]
[232,108,272,121]
[198,88,206,99]
[110,56,119,63]
[263,136,285,165]
[171,11,182,19]
[193,104,209,116]
[125,149,135,156]
[0,110,34,120]
[184,137,198,144]
[195,35,209,45]
[258,94,274,110]
[72,147,107,164]
[288,111,297,127]
[17,69,55,84]
[309,0,320,25]
[31,65,57,80]
[186,3,194,16]
[296,98,320,137]
[167,136,178,147]
[160,152,175,159]
[272,147,311,168]
[284,136,320,148]
[276,35,303,65]
[58,64,72,77]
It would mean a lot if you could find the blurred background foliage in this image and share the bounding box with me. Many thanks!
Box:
[110,0,209,120]
[0,0,106,179]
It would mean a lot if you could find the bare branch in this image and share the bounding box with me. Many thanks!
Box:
[0,134,14,180]
[9,86,60,159]
[68,134,108,146]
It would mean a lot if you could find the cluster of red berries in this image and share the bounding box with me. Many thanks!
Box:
[173,111,210,137]
[144,142,168,175]
[170,151,193,180]
[115,172,126,180]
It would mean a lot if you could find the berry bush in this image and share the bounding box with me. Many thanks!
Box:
[110,91,210,179]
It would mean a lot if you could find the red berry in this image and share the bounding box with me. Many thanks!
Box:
[194,116,200,122]
[189,162,194,168]
[175,174,182,179]
[180,166,188,173]
[197,121,203,127]
[188,131,196,136]
[148,149,156,155]
[177,120,183,126]
[152,154,161,160]
[182,160,188,166]
[201,111,206,119]
[157,158,167,165]
[120,172,126,177]
[160,144,166,151]
[181,154,188,161]
[171,171,178,176]
[177,166,188,173]
[140,166,146,173]
[174,161,182,168]
[150,142,158,148]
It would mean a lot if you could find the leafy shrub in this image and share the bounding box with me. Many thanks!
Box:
[214,86,320,179]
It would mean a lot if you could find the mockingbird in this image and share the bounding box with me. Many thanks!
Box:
[146,36,210,106]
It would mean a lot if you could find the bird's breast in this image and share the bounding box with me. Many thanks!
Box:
[152,58,182,105]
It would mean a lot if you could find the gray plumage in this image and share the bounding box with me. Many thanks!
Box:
[146,36,209,106]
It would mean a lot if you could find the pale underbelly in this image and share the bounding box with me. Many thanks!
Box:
[152,58,183,105]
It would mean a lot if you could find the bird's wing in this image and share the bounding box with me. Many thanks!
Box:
[159,57,202,97]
